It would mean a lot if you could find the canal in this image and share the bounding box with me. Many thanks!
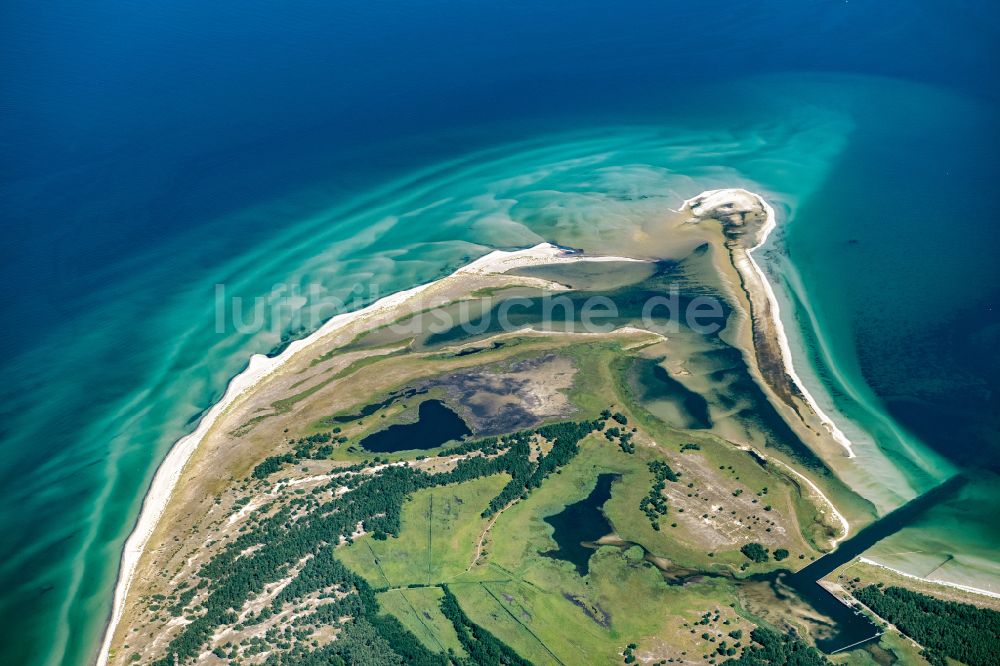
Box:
[784,474,968,652]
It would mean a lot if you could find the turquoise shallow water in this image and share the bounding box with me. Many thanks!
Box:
[1,69,997,663]
[770,77,1000,593]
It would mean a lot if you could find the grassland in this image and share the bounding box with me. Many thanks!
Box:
[342,445,758,664]
[375,587,466,656]
[318,337,848,664]
[338,473,511,587]
[338,405,824,663]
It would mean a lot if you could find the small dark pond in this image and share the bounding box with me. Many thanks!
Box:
[542,473,619,576]
[452,341,505,357]
[358,399,470,453]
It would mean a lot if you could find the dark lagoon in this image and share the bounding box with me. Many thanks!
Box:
[358,399,470,453]
[542,473,619,576]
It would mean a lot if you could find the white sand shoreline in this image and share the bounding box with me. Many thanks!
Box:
[690,190,1000,601]
[95,242,644,665]
[857,557,1000,600]
[682,189,856,458]
[745,192,857,458]
[97,190,867,663]
[771,455,850,546]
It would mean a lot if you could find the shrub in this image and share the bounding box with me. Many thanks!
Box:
[740,543,769,563]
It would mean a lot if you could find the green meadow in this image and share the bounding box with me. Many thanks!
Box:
[338,430,791,663]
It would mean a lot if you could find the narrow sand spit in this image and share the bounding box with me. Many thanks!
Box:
[770,455,851,546]
[857,557,1000,600]
[680,188,855,458]
[96,243,644,665]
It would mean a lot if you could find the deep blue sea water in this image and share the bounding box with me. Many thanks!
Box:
[2,2,998,664]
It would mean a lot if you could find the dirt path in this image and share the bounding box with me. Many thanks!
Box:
[468,500,517,571]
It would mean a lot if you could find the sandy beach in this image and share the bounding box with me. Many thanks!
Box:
[857,557,1000,600]
[684,191,1000,602]
[681,189,855,458]
[95,242,645,665]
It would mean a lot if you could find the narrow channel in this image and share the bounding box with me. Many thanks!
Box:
[784,473,968,652]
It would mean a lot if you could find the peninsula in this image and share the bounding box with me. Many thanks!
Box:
[98,191,997,666]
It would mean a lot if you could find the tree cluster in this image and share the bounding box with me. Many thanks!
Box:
[723,627,830,666]
[740,543,769,563]
[439,585,532,666]
[151,420,601,663]
[481,420,600,517]
[853,585,1000,666]
[251,430,348,479]
[639,460,679,530]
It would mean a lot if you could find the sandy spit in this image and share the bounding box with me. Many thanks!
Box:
[682,188,856,457]
[857,557,1000,600]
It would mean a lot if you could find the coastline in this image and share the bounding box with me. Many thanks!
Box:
[743,192,855,458]
[687,191,1000,602]
[738,445,850,547]
[857,557,1000,601]
[682,189,856,458]
[95,242,643,665]
[95,280,438,666]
